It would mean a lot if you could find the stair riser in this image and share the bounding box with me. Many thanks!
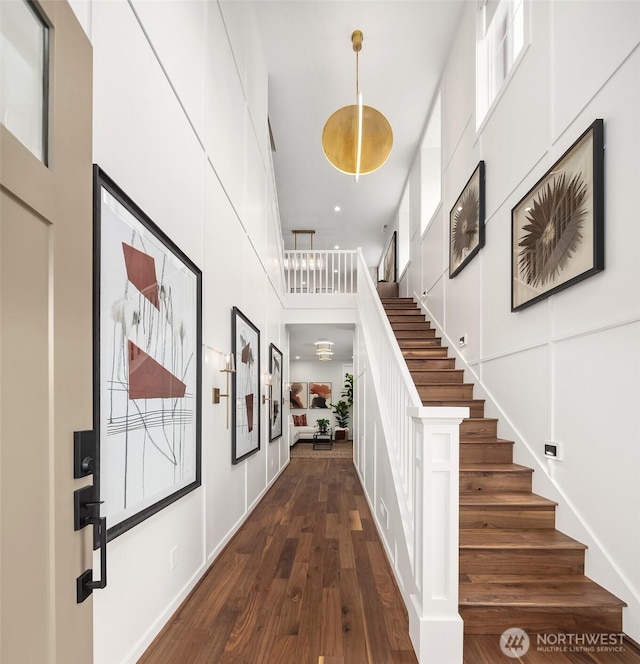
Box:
[403,349,450,359]
[460,607,622,635]
[460,419,498,441]
[460,550,585,576]
[405,358,455,370]
[423,400,485,417]
[459,508,556,529]
[417,384,474,400]
[411,371,464,385]
[381,298,414,304]
[460,471,531,493]
[398,338,442,348]
[460,442,513,464]
[394,329,437,339]
[391,322,432,331]
[387,313,425,322]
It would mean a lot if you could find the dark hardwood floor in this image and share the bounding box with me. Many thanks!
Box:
[139,458,417,664]
[139,457,640,664]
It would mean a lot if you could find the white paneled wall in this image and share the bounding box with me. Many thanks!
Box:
[400,0,640,642]
[70,1,289,662]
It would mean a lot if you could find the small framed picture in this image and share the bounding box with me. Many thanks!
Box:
[269,343,283,441]
[449,161,485,278]
[232,307,260,463]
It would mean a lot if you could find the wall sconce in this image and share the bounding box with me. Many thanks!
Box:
[212,353,236,429]
[262,372,273,404]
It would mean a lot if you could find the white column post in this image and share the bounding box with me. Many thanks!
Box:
[407,406,468,664]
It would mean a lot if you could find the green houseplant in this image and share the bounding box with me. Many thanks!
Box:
[341,373,353,407]
[315,418,330,434]
[330,400,349,429]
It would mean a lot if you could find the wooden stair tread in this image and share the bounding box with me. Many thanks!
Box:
[420,398,481,405]
[459,492,557,507]
[460,463,532,473]
[460,529,587,549]
[460,576,626,608]
[460,437,513,445]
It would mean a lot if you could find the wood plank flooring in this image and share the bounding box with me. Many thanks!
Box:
[138,457,640,664]
[138,458,417,664]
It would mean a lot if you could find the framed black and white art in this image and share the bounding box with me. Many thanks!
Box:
[269,343,283,441]
[94,166,202,541]
[231,307,261,463]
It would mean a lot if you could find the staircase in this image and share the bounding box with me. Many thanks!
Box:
[381,297,626,635]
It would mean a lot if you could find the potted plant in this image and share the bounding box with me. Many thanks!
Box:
[315,418,330,435]
[341,373,353,407]
[330,400,349,429]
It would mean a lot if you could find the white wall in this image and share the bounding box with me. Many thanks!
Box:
[69,1,289,661]
[402,0,640,641]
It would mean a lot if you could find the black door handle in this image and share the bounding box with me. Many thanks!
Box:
[76,516,107,602]
[86,516,107,590]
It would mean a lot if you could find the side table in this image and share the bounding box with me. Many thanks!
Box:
[313,431,333,450]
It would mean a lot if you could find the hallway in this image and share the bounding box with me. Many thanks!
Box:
[139,458,417,663]
[138,457,640,664]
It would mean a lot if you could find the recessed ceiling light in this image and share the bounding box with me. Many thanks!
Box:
[295,356,300,360]
[334,245,340,249]
[334,206,341,212]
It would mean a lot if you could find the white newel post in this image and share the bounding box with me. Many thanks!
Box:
[407,406,469,664]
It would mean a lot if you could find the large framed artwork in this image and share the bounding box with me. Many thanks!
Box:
[269,343,283,441]
[94,166,202,541]
[511,119,604,312]
[309,382,332,409]
[449,161,485,278]
[232,307,260,463]
[289,382,308,409]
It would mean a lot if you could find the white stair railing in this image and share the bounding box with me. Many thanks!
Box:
[284,250,357,294]
[355,249,467,664]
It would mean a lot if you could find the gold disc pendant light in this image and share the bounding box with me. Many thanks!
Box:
[322,30,393,182]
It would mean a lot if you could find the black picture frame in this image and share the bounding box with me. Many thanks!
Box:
[269,343,283,441]
[93,166,202,542]
[379,231,397,283]
[231,307,261,463]
[449,161,485,278]
[511,119,604,312]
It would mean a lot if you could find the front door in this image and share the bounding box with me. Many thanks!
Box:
[0,1,94,661]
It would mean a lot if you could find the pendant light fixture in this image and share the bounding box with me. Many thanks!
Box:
[322,30,393,182]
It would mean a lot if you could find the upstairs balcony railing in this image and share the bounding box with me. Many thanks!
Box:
[284,250,357,294]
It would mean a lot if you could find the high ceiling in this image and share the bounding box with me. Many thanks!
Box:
[250,1,467,360]
[252,0,466,268]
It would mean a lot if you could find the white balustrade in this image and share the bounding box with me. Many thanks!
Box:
[355,249,467,664]
[284,250,357,294]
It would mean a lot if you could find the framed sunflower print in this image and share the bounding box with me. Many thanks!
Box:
[449,161,485,277]
[511,119,604,312]
[231,307,260,463]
